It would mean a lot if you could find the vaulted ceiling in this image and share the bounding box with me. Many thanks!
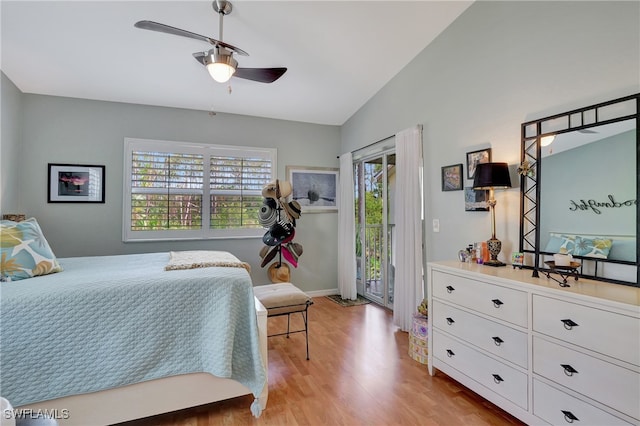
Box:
[1,1,472,125]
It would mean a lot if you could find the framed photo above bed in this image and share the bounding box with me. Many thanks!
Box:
[286,166,339,213]
[48,163,105,203]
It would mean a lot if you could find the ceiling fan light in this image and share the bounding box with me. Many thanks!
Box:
[207,62,235,83]
[205,49,238,83]
[541,135,555,146]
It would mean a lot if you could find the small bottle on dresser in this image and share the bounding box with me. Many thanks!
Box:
[475,243,484,264]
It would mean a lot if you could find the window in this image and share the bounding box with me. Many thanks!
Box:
[124,138,276,241]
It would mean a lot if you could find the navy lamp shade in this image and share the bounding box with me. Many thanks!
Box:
[473,162,512,266]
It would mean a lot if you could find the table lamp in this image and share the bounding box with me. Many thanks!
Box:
[473,162,512,266]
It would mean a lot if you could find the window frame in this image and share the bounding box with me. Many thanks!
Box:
[123,137,276,242]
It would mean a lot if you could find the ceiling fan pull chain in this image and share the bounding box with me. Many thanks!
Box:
[228,84,233,94]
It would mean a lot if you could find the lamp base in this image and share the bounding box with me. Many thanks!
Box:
[486,238,506,267]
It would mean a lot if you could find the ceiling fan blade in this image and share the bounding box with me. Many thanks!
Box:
[135,20,248,56]
[193,54,286,84]
[135,20,213,43]
[234,67,287,83]
[193,51,207,66]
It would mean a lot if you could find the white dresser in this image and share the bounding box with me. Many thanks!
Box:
[427,261,640,425]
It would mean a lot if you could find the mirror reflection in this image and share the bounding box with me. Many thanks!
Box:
[520,93,638,286]
[539,119,636,283]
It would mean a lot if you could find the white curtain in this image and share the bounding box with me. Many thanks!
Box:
[393,125,424,331]
[337,152,357,300]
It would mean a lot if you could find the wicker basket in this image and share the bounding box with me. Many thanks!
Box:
[408,314,428,364]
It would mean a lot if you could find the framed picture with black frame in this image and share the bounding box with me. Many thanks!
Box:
[464,187,489,211]
[441,163,463,191]
[466,148,492,180]
[48,163,105,203]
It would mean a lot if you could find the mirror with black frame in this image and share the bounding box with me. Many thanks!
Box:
[520,94,638,287]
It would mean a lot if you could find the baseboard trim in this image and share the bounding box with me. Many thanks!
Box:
[306,288,338,297]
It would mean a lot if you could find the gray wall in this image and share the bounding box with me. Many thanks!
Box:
[341,1,639,270]
[3,1,639,293]
[0,72,22,213]
[540,131,635,243]
[4,92,340,293]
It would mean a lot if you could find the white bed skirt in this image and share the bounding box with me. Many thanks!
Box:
[15,298,268,426]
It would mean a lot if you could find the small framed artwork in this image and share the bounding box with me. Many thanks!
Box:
[48,163,105,203]
[286,166,339,213]
[441,163,463,191]
[464,187,488,211]
[511,252,525,269]
[466,148,492,180]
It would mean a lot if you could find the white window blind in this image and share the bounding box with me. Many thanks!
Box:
[124,138,276,241]
[210,155,271,229]
[131,151,204,231]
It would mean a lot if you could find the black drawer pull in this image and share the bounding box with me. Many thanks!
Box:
[492,374,504,384]
[492,336,504,346]
[446,349,455,357]
[561,319,579,330]
[446,317,455,325]
[491,299,504,308]
[561,364,578,376]
[561,410,579,423]
[446,285,455,293]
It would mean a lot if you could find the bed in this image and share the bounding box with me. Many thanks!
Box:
[0,220,268,426]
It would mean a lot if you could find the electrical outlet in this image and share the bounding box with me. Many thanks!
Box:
[433,219,440,233]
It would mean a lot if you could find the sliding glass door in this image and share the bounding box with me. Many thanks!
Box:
[355,151,396,309]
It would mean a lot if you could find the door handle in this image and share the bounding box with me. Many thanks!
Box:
[561,364,578,376]
[561,319,579,330]
[561,410,579,423]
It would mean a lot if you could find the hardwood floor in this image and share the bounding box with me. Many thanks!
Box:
[124,297,524,426]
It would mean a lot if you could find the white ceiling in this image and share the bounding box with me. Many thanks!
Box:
[543,119,635,158]
[0,0,472,125]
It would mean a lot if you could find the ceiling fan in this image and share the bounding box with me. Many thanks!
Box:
[134,0,287,84]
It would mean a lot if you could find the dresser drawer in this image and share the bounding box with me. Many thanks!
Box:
[433,330,528,409]
[533,379,633,425]
[432,271,528,327]
[533,295,640,366]
[533,336,640,419]
[432,300,528,368]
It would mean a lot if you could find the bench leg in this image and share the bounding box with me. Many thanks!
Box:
[303,307,310,360]
[263,301,312,360]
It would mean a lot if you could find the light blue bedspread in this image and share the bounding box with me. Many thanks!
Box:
[0,252,266,412]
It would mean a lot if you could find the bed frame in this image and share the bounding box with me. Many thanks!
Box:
[16,298,268,425]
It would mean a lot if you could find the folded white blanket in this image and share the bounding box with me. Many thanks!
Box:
[165,250,251,272]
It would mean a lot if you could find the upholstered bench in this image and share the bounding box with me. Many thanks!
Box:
[253,283,313,360]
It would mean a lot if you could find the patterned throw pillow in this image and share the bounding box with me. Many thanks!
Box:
[557,235,576,255]
[1,218,63,281]
[543,235,564,253]
[573,236,613,258]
